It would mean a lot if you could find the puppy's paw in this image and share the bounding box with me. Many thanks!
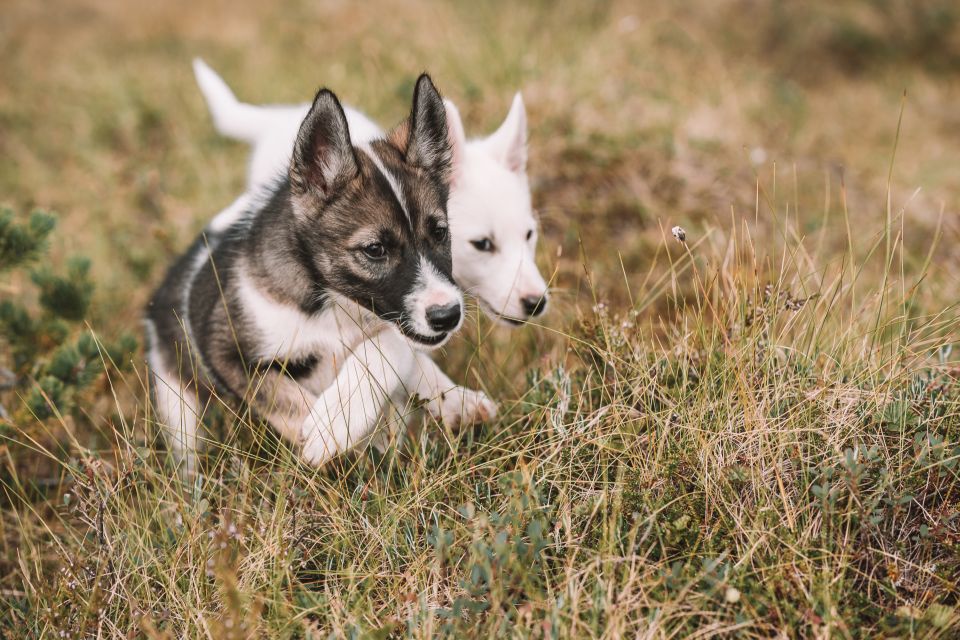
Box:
[299,427,334,467]
[298,400,346,468]
[430,387,498,430]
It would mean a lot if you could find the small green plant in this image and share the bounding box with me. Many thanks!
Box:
[424,471,554,636]
[0,207,135,425]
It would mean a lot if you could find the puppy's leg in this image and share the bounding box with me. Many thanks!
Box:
[244,369,317,453]
[292,345,408,456]
[407,353,497,429]
[300,331,416,466]
[149,353,203,479]
[238,348,406,467]
[364,382,417,454]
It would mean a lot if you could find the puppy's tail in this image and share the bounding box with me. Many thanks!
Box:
[192,58,269,144]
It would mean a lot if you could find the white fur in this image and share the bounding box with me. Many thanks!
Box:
[235,269,370,367]
[300,328,415,465]
[408,351,497,428]
[208,191,255,233]
[300,331,496,466]
[477,92,528,173]
[193,59,382,186]
[146,320,201,476]
[449,140,547,321]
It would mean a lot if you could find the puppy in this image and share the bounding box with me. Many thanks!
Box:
[146,75,463,474]
[193,60,550,431]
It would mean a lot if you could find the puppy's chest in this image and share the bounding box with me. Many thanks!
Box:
[237,277,380,376]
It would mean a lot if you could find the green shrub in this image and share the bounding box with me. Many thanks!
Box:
[0,207,136,425]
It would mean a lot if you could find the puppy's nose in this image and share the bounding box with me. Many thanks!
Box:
[521,294,548,317]
[426,302,462,332]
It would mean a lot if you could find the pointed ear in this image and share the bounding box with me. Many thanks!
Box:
[443,98,466,187]
[484,92,527,174]
[290,88,359,200]
[406,74,452,181]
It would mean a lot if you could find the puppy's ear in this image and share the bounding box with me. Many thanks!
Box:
[483,92,527,174]
[405,74,452,181]
[290,88,359,201]
[443,99,467,187]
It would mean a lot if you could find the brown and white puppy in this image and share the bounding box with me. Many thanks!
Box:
[145,75,461,475]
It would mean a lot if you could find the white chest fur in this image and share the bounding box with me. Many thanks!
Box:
[235,271,384,381]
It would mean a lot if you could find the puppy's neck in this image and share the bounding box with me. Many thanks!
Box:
[242,179,328,316]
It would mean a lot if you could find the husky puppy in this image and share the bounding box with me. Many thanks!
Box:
[146,75,464,474]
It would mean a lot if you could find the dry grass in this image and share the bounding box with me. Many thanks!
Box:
[1,0,959,637]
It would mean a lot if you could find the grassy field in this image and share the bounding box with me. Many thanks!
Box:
[2,0,960,637]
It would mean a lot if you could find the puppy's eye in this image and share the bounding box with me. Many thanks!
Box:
[431,222,449,243]
[362,242,387,260]
[526,230,534,241]
[470,238,494,252]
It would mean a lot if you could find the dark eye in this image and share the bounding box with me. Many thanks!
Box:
[362,242,386,260]
[431,221,449,243]
[526,230,534,241]
[470,238,494,252]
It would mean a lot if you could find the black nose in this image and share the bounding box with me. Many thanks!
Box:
[426,302,462,332]
[521,294,548,317]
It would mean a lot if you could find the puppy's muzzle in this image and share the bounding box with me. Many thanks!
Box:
[426,302,462,332]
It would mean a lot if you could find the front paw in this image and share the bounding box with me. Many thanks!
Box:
[299,400,347,467]
[430,387,498,430]
[300,426,334,467]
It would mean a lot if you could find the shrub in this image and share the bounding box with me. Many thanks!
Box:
[0,207,136,427]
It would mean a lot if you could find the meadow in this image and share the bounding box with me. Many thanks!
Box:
[1,0,959,637]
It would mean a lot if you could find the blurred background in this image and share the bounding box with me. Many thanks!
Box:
[3,0,959,322]
[2,0,959,401]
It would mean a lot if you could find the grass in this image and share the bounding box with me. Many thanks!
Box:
[1,0,959,637]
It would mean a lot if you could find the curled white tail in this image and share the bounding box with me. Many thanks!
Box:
[192,58,271,144]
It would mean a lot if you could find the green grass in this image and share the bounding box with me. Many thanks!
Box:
[1,0,959,637]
